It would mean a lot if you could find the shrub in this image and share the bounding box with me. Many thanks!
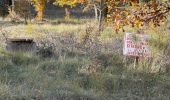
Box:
[36,46,54,58]
[0,82,11,99]
[10,52,40,66]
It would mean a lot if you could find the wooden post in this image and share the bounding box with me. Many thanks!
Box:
[134,56,139,69]
[136,56,139,65]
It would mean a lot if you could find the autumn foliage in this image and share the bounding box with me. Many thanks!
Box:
[107,0,170,32]
[53,0,81,19]
[32,0,47,21]
[1,0,169,31]
[14,0,30,18]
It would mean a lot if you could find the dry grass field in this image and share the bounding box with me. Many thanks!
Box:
[0,17,170,100]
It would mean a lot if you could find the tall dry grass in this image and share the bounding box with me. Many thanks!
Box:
[0,17,169,99]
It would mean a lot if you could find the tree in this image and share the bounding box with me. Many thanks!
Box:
[106,0,170,32]
[53,0,79,20]
[83,0,107,21]
[81,0,170,35]
[32,0,47,21]
[14,0,32,24]
[79,0,108,34]
[0,0,12,18]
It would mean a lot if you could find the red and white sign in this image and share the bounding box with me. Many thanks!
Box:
[123,33,152,57]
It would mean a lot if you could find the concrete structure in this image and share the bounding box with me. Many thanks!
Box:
[6,38,36,52]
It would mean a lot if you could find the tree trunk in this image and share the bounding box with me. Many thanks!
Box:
[64,7,71,20]
[103,6,108,19]
[94,5,98,21]
[36,10,43,21]
[12,0,15,12]
[97,10,102,35]
[96,0,105,35]
[24,15,27,24]
[2,7,6,19]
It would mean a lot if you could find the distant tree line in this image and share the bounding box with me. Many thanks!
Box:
[0,0,169,34]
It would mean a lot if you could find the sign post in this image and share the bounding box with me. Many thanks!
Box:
[123,32,152,67]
